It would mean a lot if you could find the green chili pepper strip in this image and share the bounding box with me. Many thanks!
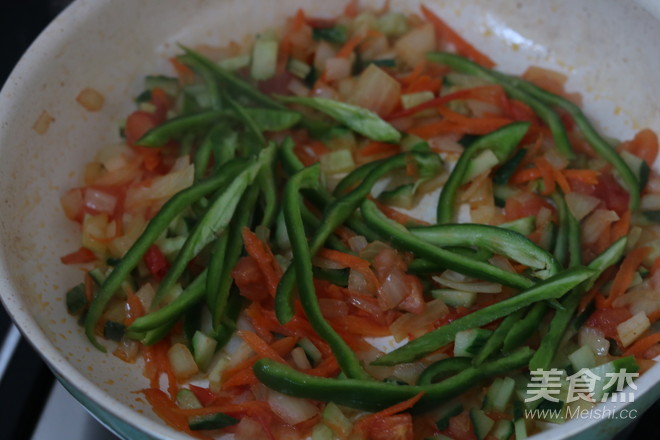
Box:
[253,347,533,413]
[502,302,548,352]
[372,265,594,366]
[180,46,285,108]
[151,150,272,309]
[506,75,640,210]
[409,223,561,280]
[214,288,244,348]
[426,52,574,161]
[83,159,250,351]
[529,237,627,371]
[194,125,227,180]
[361,200,535,290]
[207,185,260,328]
[417,357,473,386]
[129,270,207,335]
[437,122,530,224]
[472,309,525,366]
[276,153,427,323]
[283,164,371,380]
[178,54,223,110]
[552,193,569,267]
[333,160,382,196]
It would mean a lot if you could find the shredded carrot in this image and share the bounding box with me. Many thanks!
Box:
[601,247,652,308]
[140,389,211,439]
[399,61,426,86]
[331,314,391,337]
[510,167,541,185]
[124,290,144,326]
[303,356,340,377]
[611,211,631,243]
[241,228,282,296]
[533,157,556,195]
[222,336,298,383]
[343,0,360,17]
[562,169,600,185]
[169,57,195,84]
[318,248,379,291]
[291,8,307,31]
[623,332,660,357]
[372,198,429,225]
[353,392,424,433]
[627,129,659,166]
[579,266,616,313]
[403,75,442,94]
[652,256,660,277]
[552,167,572,193]
[238,330,289,365]
[337,33,366,58]
[420,5,494,68]
[647,310,660,323]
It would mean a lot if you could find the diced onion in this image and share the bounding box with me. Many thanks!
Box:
[76,87,105,112]
[290,347,312,370]
[348,235,368,253]
[641,194,660,211]
[287,78,310,97]
[349,64,401,116]
[313,40,337,71]
[582,209,619,244]
[60,188,84,221]
[616,312,651,347]
[390,298,448,341]
[234,417,266,440]
[167,343,199,380]
[433,272,502,293]
[84,188,117,214]
[324,57,353,82]
[393,23,435,68]
[267,390,319,425]
[377,267,408,310]
[565,192,601,221]
[489,255,517,273]
[578,327,610,356]
[125,164,194,210]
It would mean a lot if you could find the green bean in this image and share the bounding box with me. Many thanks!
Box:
[138,111,228,147]
[472,309,525,366]
[129,270,207,335]
[282,164,370,380]
[426,52,574,160]
[437,122,530,223]
[253,347,533,413]
[417,357,473,386]
[409,223,561,280]
[506,75,640,210]
[207,185,259,328]
[567,203,582,268]
[361,199,535,289]
[220,88,265,148]
[529,237,627,371]
[257,159,278,228]
[83,158,251,351]
[214,287,244,348]
[151,151,270,308]
[372,265,594,366]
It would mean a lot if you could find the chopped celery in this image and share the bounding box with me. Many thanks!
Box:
[432,288,477,308]
[454,328,493,357]
[251,39,278,80]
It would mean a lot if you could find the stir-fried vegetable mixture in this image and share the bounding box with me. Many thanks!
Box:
[60,2,660,439]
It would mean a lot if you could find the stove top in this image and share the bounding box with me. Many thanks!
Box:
[0,1,658,440]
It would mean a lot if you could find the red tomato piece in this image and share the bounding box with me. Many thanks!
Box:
[144,245,170,281]
[232,256,269,302]
[188,385,217,407]
[125,110,159,147]
[593,173,629,215]
[586,307,632,339]
[504,192,553,221]
[367,414,414,440]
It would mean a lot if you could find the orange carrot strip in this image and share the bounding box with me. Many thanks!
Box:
[647,310,660,323]
[172,401,271,417]
[533,157,556,195]
[140,389,211,439]
[303,356,340,377]
[372,199,429,226]
[399,61,426,86]
[238,330,289,364]
[562,169,600,185]
[317,248,379,290]
[602,247,652,308]
[337,33,366,58]
[354,392,425,433]
[241,228,282,296]
[611,211,631,243]
[579,266,616,313]
[623,332,660,357]
[629,129,659,166]
[510,167,542,185]
[420,5,494,67]
[223,336,298,382]
[343,0,359,17]
[553,167,572,193]
[169,58,195,84]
